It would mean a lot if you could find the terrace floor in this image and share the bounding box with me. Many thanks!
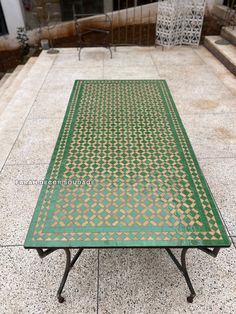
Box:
[0,46,236,313]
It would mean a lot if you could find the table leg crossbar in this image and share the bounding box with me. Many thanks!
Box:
[36,247,220,303]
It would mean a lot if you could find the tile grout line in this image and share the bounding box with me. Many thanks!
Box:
[149,50,162,77]
[230,236,236,249]
[5,163,49,167]
[27,117,64,121]
[0,244,23,248]
[180,111,236,116]
[198,157,236,160]
[0,57,57,175]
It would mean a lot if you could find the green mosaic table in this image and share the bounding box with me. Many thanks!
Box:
[24,80,230,304]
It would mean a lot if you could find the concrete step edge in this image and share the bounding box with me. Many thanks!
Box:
[0,52,55,172]
[0,65,24,96]
[204,36,236,76]
[221,27,236,46]
[0,73,11,90]
[0,58,37,116]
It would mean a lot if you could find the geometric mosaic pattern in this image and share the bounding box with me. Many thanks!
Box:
[24,80,230,248]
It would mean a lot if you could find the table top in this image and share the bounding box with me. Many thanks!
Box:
[24,80,230,249]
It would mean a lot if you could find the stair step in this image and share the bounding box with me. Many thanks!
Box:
[221,27,236,46]
[0,58,37,116]
[0,52,56,172]
[0,65,23,96]
[0,73,11,89]
[204,35,236,76]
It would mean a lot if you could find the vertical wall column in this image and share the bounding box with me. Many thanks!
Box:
[1,0,25,37]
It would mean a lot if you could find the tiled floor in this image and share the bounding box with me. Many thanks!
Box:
[0,46,236,313]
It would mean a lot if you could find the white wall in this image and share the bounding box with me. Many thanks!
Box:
[0,0,25,49]
[1,0,25,36]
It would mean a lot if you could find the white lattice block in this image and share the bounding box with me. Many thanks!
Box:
[182,0,206,46]
[156,0,205,47]
[156,0,184,47]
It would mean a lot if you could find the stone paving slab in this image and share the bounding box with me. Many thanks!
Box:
[53,47,105,67]
[0,164,48,245]
[6,119,62,166]
[40,66,104,91]
[104,47,154,67]
[172,92,236,115]
[199,158,236,236]
[181,113,236,159]
[104,65,160,79]
[28,89,72,120]
[98,247,236,314]
[151,46,204,66]
[0,247,97,314]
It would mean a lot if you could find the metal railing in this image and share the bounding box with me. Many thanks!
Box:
[73,0,162,46]
[223,0,236,27]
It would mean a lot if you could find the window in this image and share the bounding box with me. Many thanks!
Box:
[0,2,8,36]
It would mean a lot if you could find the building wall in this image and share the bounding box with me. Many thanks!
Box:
[1,0,25,36]
[0,0,25,50]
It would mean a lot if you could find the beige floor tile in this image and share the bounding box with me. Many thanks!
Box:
[181,113,236,159]
[99,247,236,314]
[0,247,97,314]
[0,164,48,245]
[6,119,62,165]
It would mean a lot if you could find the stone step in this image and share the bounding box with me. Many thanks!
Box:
[0,59,37,116]
[0,52,57,172]
[0,65,23,96]
[221,26,236,46]
[204,35,236,76]
[0,73,11,89]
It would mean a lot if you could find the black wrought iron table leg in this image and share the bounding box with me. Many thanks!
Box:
[165,247,221,303]
[57,248,84,303]
[71,248,84,268]
[37,248,84,303]
[57,249,71,303]
[78,48,82,60]
[165,248,196,303]
[181,249,196,303]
